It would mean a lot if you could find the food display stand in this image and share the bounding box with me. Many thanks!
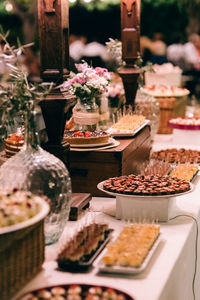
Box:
[12,143,200,300]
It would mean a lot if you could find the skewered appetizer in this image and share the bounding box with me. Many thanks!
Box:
[142,160,171,177]
[102,224,160,268]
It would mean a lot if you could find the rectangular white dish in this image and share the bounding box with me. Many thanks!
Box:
[95,233,161,275]
[107,120,150,137]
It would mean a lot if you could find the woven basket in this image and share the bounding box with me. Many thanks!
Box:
[156,96,187,134]
[0,198,49,300]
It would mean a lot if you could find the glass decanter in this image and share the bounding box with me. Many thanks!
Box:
[135,88,160,140]
[0,111,72,245]
[73,97,100,131]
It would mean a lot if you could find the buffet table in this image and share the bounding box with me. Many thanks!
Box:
[13,135,200,300]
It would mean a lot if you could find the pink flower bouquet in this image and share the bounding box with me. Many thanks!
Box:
[61,62,110,103]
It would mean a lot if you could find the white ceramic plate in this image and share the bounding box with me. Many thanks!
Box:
[97,181,193,199]
[70,137,115,148]
[95,233,161,275]
[71,140,120,152]
[107,120,150,137]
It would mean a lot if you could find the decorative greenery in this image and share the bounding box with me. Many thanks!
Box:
[0,30,52,139]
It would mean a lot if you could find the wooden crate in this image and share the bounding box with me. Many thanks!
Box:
[157,96,187,134]
[69,126,151,197]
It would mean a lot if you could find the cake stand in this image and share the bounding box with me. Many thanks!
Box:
[97,181,193,222]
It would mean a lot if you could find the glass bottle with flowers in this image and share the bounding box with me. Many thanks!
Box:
[0,32,72,245]
[61,62,111,130]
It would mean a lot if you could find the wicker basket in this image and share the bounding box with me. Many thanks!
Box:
[156,96,187,134]
[0,198,49,300]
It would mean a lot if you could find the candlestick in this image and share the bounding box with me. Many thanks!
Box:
[38,0,69,83]
[121,0,140,65]
[119,0,141,105]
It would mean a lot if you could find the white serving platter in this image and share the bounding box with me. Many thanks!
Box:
[71,140,120,152]
[97,181,193,199]
[97,181,193,222]
[107,120,150,137]
[95,233,161,275]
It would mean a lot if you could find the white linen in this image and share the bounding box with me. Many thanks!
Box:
[13,135,200,300]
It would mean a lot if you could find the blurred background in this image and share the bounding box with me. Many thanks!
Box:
[0,0,197,47]
[1,0,200,98]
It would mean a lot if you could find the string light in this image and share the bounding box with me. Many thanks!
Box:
[5,1,13,12]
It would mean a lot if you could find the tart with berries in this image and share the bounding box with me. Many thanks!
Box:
[63,130,110,145]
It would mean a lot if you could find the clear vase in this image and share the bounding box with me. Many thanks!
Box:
[73,97,100,131]
[0,111,72,245]
[97,94,110,130]
[135,88,160,140]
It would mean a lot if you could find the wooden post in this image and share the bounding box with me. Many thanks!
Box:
[118,0,141,105]
[38,0,69,83]
[38,0,73,165]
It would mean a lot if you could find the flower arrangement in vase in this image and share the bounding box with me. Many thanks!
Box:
[61,62,111,130]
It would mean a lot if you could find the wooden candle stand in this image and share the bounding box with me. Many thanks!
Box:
[119,0,141,105]
[38,0,72,165]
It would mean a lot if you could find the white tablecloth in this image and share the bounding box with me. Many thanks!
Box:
[13,135,200,300]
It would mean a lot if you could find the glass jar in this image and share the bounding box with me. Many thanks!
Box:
[97,94,110,130]
[73,97,100,131]
[135,88,160,139]
[0,111,72,245]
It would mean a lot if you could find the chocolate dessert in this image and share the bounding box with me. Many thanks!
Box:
[151,148,200,164]
[103,174,190,196]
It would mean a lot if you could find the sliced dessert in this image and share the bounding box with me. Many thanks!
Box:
[63,130,110,145]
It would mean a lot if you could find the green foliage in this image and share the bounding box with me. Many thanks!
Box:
[0,31,52,138]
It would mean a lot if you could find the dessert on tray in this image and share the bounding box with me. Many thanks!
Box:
[4,132,24,158]
[168,117,200,130]
[101,224,160,268]
[143,85,189,97]
[63,130,110,145]
[57,223,112,270]
[19,284,130,300]
[103,174,190,196]
[142,160,171,177]
[170,164,199,182]
[151,148,200,164]
[0,190,41,228]
[107,114,146,134]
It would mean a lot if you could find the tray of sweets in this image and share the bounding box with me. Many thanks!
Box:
[107,119,149,137]
[57,223,114,271]
[18,283,135,300]
[95,224,161,275]
[97,174,193,198]
[169,164,199,182]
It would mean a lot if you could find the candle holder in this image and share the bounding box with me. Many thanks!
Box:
[119,0,141,105]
